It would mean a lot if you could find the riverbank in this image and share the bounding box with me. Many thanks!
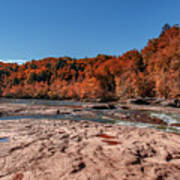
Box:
[0,118,180,180]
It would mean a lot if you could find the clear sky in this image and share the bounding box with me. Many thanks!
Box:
[0,0,180,62]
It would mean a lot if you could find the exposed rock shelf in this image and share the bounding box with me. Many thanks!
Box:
[0,119,180,180]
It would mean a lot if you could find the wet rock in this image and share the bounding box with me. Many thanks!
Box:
[170,123,180,127]
[106,111,166,125]
[124,113,166,125]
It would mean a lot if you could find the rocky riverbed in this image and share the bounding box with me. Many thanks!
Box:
[0,98,180,179]
[0,99,180,132]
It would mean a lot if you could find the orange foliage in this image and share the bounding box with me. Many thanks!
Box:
[0,25,180,100]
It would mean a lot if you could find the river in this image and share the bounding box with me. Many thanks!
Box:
[0,98,180,133]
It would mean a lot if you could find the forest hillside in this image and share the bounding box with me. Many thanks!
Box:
[0,25,180,101]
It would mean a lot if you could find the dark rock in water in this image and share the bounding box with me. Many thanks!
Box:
[91,105,109,109]
[127,98,150,105]
[108,104,116,109]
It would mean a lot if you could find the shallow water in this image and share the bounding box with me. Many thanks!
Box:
[0,113,114,124]
[0,137,9,143]
[150,112,180,125]
[0,98,88,106]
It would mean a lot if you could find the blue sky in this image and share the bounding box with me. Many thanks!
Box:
[0,0,179,62]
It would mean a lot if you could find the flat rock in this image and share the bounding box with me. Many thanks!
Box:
[0,119,180,180]
[84,103,116,110]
